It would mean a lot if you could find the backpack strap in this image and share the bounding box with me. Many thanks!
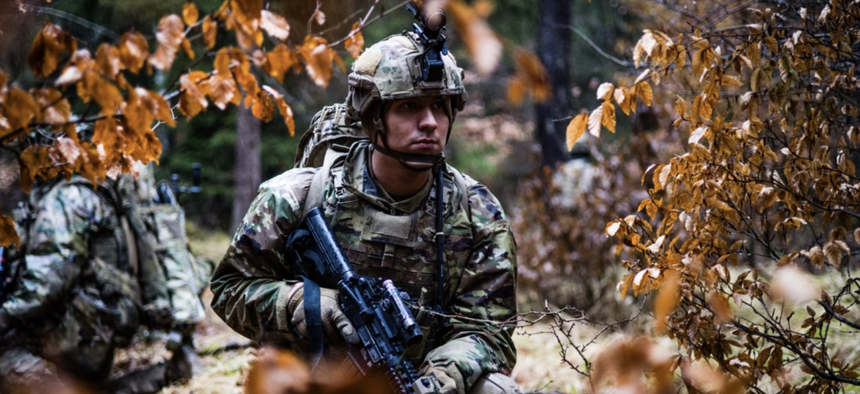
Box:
[449,168,473,227]
[302,148,341,219]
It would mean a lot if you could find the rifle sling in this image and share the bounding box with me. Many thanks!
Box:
[302,275,324,370]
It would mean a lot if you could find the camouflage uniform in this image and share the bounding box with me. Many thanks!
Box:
[0,177,142,391]
[210,141,519,393]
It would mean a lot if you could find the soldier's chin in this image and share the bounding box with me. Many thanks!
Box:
[403,161,434,171]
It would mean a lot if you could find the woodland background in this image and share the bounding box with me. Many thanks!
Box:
[2,0,860,392]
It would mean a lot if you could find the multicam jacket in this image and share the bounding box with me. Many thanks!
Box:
[211,141,517,391]
[0,177,141,381]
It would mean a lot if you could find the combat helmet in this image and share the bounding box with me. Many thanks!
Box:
[346,15,467,170]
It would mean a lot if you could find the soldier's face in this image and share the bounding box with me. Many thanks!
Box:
[381,96,449,160]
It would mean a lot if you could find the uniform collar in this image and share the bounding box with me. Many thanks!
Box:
[340,141,433,214]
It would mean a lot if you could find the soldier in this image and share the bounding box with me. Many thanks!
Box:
[0,155,210,394]
[210,25,520,394]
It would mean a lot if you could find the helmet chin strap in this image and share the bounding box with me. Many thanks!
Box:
[371,141,445,172]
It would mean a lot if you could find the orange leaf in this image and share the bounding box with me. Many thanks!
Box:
[448,0,502,75]
[635,81,653,107]
[183,2,199,26]
[206,48,240,109]
[96,43,122,79]
[251,90,274,122]
[118,32,150,74]
[181,37,195,59]
[707,290,734,323]
[92,78,124,115]
[19,145,53,193]
[264,44,298,82]
[596,82,614,101]
[512,48,551,103]
[262,85,295,136]
[4,88,40,131]
[261,10,290,41]
[231,0,263,35]
[28,22,75,78]
[93,116,121,159]
[33,87,71,126]
[56,135,82,163]
[565,113,588,151]
[0,213,21,248]
[148,14,185,71]
[202,16,219,49]
[506,77,525,105]
[179,72,209,117]
[300,35,333,88]
[344,22,364,60]
[600,101,616,133]
[654,270,680,333]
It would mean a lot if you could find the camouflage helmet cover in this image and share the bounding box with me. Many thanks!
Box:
[346,33,467,123]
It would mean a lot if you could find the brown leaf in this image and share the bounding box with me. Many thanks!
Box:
[635,81,653,107]
[588,104,603,138]
[182,2,199,26]
[264,45,298,83]
[202,16,219,49]
[148,14,185,71]
[179,71,209,117]
[300,35,333,88]
[96,43,122,79]
[448,0,502,76]
[262,85,295,136]
[231,0,263,34]
[344,22,364,60]
[181,38,195,59]
[91,77,124,115]
[566,113,588,151]
[511,49,551,103]
[19,145,53,193]
[707,290,734,323]
[600,101,616,133]
[205,48,240,109]
[28,22,75,78]
[56,135,82,163]
[33,87,71,126]
[4,88,40,131]
[823,241,844,268]
[675,96,687,119]
[261,10,290,41]
[250,90,274,122]
[0,213,21,248]
[118,32,150,74]
[655,270,680,333]
[506,77,525,105]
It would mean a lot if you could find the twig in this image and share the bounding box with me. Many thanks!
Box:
[31,5,122,41]
[328,0,410,48]
[557,24,633,67]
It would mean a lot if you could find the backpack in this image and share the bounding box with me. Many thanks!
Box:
[295,103,472,220]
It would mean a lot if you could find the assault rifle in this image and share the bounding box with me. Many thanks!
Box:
[285,207,424,394]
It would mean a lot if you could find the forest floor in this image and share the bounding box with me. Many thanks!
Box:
[113,229,598,394]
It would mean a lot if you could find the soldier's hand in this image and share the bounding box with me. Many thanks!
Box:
[412,364,460,394]
[287,285,359,345]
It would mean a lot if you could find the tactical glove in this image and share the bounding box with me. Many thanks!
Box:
[412,364,462,394]
[287,285,359,345]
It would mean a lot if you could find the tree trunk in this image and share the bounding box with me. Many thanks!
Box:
[535,0,572,167]
[231,104,261,231]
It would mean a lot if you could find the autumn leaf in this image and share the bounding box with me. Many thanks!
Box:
[600,101,616,133]
[148,14,185,71]
[231,0,263,34]
[300,35,334,88]
[263,45,297,83]
[262,85,295,136]
[313,9,326,25]
[19,145,53,193]
[344,22,364,60]
[182,2,199,26]
[635,81,653,107]
[96,44,123,80]
[588,104,603,138]
[566,113,588,151]
[506,77,525,105]
[655,270,680,333]
[28,22,76,78]
[448,0,503,76]
[202,16,219,49]
[206,48,240,110]
[596,83,614,101]
[251,90,274,122]
[179,71,209,117]
[688,126,707,145]
[707,290,734,323]
[118,32,150,74]
[4,88,40,131]
[510,49,551,104]
[33,87,71,126]
[0,213,21,248]
[261,10,290,41]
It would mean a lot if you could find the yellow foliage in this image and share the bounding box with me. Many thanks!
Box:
[565,113,588,151]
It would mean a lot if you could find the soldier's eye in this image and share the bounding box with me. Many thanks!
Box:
[401,102,417,110]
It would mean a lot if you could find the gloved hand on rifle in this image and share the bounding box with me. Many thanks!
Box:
[412,362,461,394]
[287,284,360,345]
